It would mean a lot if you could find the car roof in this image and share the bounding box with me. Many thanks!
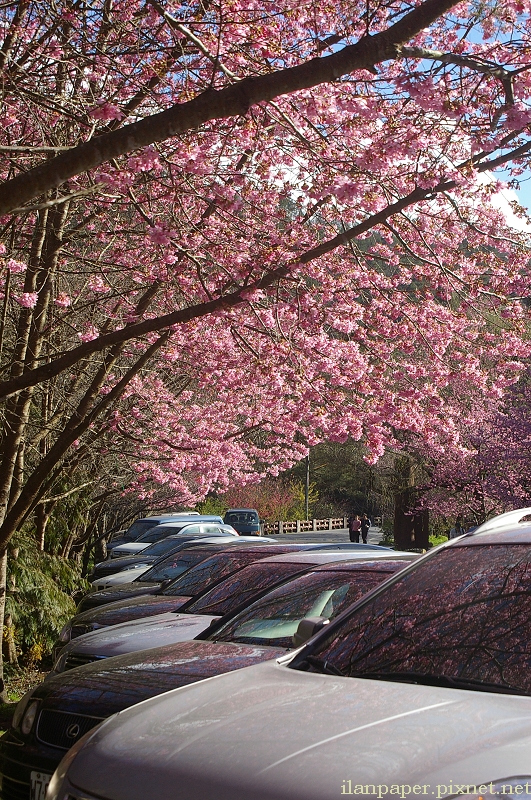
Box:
[443,507,531,546]
[310,557,418,572]
[224,508,259,513]
[244,550,416,565]
[149,518,223,528]
[163,536,275,548]
[451,523,531,546]
[471,506,531,534]
[134,514,201,523]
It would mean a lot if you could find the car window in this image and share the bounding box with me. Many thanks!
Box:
[162,551,269,598]
[126,520,159,539]
[141,538,184,557]
[139,549,216,582]
[135,524,187,543]
[212,569,396,647]
[184,562,308,616]
[225,512,258,525]
[201,525,224,534]
[309,544,531,695]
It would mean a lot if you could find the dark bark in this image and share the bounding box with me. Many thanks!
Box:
[394,496,429,551]
[0,331,170,551]
[0,550,8,702]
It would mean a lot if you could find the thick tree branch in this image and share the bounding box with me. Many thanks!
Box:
[0,131,529,402]
[0,0,459,216]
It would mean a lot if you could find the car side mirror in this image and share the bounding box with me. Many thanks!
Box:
[159,578,173,590]
[292,616,330,648]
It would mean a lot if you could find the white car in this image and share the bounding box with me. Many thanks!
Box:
[91,532,255,591]
[46,507,531,800]
[108,519,234,558]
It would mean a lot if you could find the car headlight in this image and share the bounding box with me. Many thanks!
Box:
[52,652,69,673]
[12,692,40,736]
[70,623,102,639]
[57,623,72,643]
[12,689,36,731]
[442,778,531,799]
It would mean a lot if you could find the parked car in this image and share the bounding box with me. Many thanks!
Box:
[92,536,389,589]
[50,552,417,674]
[108,517,226,558]
[0,556,414,800]
[89,530,270,583]
[78,541,305,613]
[223,508,262,535]
[59,544,323,643]
[42,507,531,800]
[90,528,261,590]
[106,512,200,549]
[81,540,392,611]
[57,544,404,648]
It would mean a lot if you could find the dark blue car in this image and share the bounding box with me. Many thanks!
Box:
[223,508,261,535]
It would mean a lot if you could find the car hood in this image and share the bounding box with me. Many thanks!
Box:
[93,567,150,588]
[36,641,286,720]
[91,555,157,578]
[77,582,161,611]
[111,543,149,556]
[71,594,192,628]
[55,613,220,662]
[65,659,531,800]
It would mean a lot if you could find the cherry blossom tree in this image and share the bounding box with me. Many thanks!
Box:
[411,369,531,523]
[1,0,531,586]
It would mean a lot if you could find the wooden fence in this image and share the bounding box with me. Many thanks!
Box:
[262,517,348,535]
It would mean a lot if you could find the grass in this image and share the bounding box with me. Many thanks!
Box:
[0,665,49,734]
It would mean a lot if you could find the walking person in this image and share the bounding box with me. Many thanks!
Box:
[348,514,362,543]
[360,513,371,544]
[449,515,466,539]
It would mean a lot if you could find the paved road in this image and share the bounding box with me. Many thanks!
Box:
[272,526,384,546]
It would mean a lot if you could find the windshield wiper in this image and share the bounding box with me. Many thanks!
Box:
[350,670,529,696]
[300,655,345,676]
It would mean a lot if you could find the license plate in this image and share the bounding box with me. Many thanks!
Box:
[30,770,52,800]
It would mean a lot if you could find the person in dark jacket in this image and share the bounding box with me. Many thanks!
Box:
[360,513,371,544]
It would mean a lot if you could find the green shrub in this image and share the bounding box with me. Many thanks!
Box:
[6,533,89,661]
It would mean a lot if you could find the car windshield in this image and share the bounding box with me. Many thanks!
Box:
[138,548,219,582]
[162,550,274,598]
[211,567,398,647]
[141,537,185,557]
[125,520,159,539]
[225,512,258,525]
[303,544,531,695]
[135,524,191,543]
[184,562,308,616]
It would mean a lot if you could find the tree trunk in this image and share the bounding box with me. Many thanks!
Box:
[393,493,429,550]
[393,455,430,551]
[3,614,18,667]
[0,550,9,703]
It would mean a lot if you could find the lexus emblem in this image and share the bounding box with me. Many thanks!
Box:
[66,723,81,739]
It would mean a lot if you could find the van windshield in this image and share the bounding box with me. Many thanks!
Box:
[225,512,258,525]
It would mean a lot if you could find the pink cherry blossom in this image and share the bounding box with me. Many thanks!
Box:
[6,259,26,274]
[54,292,71,307]
[90,103,123,121]
[0,0,531,539]
[14,292,38,308]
